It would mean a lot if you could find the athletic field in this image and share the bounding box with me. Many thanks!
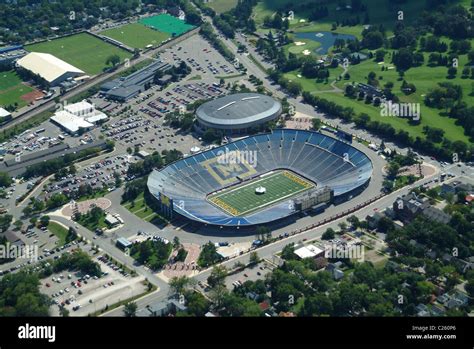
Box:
[208,170,315,216]
[100,23,171,49]
[26,33,132,75]
[139,14,195,36]
[0,70,35,108]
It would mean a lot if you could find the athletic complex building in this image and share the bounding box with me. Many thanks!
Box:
[148,129,373,226]
[195,93,282,135]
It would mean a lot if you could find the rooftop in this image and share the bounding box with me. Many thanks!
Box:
[17,52,84,83]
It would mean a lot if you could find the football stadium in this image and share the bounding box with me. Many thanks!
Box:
[147,129,373,226]
[195,93,282,134]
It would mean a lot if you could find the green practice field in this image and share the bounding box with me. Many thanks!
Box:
[0,70,35,108]
[100,23,171,49]
[139,14,195,36]
[208,170,315,216]
[26,33,132,75]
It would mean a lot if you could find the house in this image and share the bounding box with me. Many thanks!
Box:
[105,214,120,227]
[137,299,187,317]
[294,244,325,259]
[415,303,430,317]
[333,269,344,280]
[430,305,445,317]
[422,206,451,225]
[3,230,25,247]
[246,292,258,301]
[393,193,430,223]
[436,293,450,305]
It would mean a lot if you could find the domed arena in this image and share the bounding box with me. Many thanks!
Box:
[147,129,373,226]
[195,93,282,134]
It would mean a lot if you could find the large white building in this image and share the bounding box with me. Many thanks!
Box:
[50,100,108,134]
[16,52,86,86]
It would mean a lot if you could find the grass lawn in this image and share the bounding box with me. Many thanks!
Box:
[254,0,428,37]
[284,66,344,92]
[208,170,314,216]
[100,23,171,49]
[26,32,132,75]
[0,70,34,108]
[328,49,472,143]
[206,0,238,13]
[284,39,321,56]
[122,193,168,225]
[48,221,69,246]
[77,212,108,232]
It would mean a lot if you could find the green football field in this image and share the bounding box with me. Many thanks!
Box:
[208,170,315,216]
[26,33,132,75]
[100,23,171,49]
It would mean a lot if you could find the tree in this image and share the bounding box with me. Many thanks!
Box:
[312,118,322,131]
[322,228,336,240]
[169,276,192,295]
[123,302,137,317]
[0,172,12,187]
[39,215,50,227]
[347,215,360,230]
[338,222,348,232]
[173,236,181,249]
[106,54,120,67]
[249,252,260,265]
[0,214,13,232]
[207,265,227,288]
[198,242,222,267]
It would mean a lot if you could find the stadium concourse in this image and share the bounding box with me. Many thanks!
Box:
[147,129,373,227]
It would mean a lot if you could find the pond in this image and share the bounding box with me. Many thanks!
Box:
[294,31,357,55]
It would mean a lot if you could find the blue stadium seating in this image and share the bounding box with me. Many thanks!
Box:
[148,129,372,226]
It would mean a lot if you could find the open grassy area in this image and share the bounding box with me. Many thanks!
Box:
[206,0,238,13]
[284,66,344,92]
[328,47,473,143]
[76,211,108,232]
[100,23,171,49]
[208,170,314,216]
[26,33,133,75]
[48,221,69,246]
[122,193,167,226]
[0,70,35,108]
[254,0,430,37]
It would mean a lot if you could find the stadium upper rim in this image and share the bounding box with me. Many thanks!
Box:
[147,129,373,227]
[195,93,282,130]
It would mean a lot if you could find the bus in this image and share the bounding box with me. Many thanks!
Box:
[34,128,45,135]
[58,134,65,140]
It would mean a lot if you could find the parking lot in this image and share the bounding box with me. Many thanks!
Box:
[224,261,273,291]
[40,253,145,316]
[0,121,99,164]
[43,154,133,198]
[160,35,239,78]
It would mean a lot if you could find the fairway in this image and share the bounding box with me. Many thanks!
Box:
[139,14,195,36]
[208,170,315,216]
[26,33,132,75]
[0,70,35,108]
[206,0,238,13]
[100,23,171,49]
